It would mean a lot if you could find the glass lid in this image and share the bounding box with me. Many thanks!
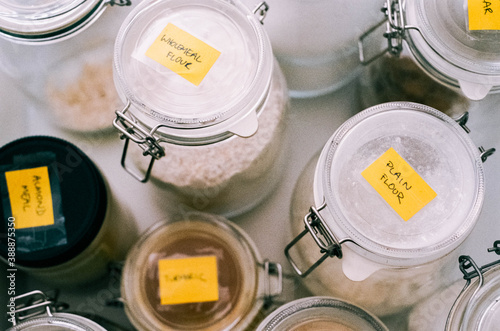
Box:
[405,0,500,99]
[317,102,484,265]
[7,313,104,331]
[257,297,388,331]
[113,0,272,135]
[0,0,104,42]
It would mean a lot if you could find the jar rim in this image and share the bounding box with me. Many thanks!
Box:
[314,102,484,266]
[7,312,106,331]
[403,0,500,96]
[256,296,388,331]
[121,213,264,330]
[113,0,273,143]
[0,0,106,43]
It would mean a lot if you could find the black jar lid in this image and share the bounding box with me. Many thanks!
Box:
[0,136,107,268]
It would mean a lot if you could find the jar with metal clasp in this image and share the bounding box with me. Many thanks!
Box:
[408,241,500,331]
[256,296,389,331]
[285,102,495,317]
[117,211,283,331]
[357,0,500,116]
[240,0,382,98]
[0,0,134,133]
[0,136,128,287]
[112,0,289,217]
[6,290,107,331]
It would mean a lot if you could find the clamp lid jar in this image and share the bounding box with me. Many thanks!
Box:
[256,296,388,331]
[360,0,500,100]
[446,242,500,330]
[120,211,282,331]
[286,102,493,316]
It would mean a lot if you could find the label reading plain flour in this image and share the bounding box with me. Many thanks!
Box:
[146,23,221,86]
[158,255,219,305]
[361,147,437,221]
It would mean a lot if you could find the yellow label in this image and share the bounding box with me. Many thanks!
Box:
[145,23,221,86]
[468,0,500,30]
[361,148,437,221]
[5,166,55,229]
[158,256,219,305]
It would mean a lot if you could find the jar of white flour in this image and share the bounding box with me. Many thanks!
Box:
[285,102,494,316]
[112,0,289,217]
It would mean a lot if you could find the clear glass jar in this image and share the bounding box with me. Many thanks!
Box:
[256,296,388,331]
[0,0,134,133]
[359,0,500,102]
[120,211,282,331]
[112,0,289,217]
[6,290,107,330]
[285,102,493,316]
[408,241,500,331]
[240,0,382,98]
[0,136,124,286]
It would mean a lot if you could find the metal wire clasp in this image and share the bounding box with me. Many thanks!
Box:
[253,2,269,24]
[7,290,68,326]
[113,101,166,182]
[285,201,346,278]
[455,112,496,162]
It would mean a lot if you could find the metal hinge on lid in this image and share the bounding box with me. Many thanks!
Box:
[455,112,495,162]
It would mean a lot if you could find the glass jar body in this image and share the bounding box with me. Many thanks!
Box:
[129,63,289,217]
[241,0,381,98]
[0,3,134,133]
[290,152,462,317]
[121,212,281,331]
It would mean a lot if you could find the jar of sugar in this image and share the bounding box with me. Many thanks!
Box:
[112,0,289,217]
[240,0,382,98]
[359,0,500,102]
[285,102,495,317]
[407,241,500,331]
[0,0,134,133]
[119,211,282,331]
[256,296,388,331]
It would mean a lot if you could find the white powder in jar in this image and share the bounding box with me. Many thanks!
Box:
[46,60,121,133]
[131,64,289,216]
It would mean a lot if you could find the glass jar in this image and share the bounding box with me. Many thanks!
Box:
[0,136,122,286]
[6,290,107,330]
[112,0,289,217]
[358,0,500,102]
[0,0,134,133]
[256,296,388,331]
[285,102,494,316]
[408,241,500,331]
[240,0,382,98]
[120,211,282,331]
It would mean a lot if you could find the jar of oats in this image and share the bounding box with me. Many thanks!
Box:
[359,0,500,103]
[112,0,289,217]
[285,102,494,317]
[120,211,282,331]
[0,0,134,133]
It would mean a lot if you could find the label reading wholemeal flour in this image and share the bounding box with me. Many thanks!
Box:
[468,0,500,30]
[145,23,221,86]
[158,256,219,305]
[361,147,437,221]
[5,166,55,229]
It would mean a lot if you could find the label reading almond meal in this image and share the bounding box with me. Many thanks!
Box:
[5,166,55,229]
[468,0,500,30]
[361,147,437,221]
[145,23,221,86]
[158,255,219,305]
